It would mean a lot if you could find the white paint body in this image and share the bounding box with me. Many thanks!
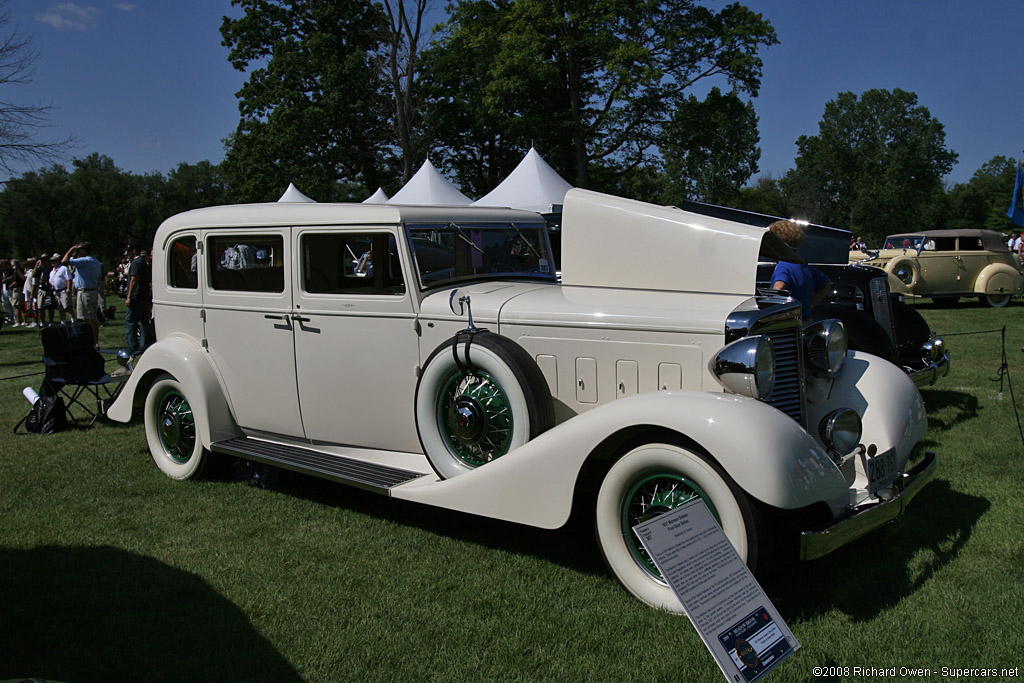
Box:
[109,189,928,533]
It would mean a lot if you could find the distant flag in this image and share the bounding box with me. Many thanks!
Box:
[1008,160,1024,227]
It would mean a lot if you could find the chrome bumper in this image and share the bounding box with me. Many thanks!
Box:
[799,450,938,560]
[908,353,950,388]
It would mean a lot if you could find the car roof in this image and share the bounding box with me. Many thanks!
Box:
[885,228,1009,251]
[156,202,546,235]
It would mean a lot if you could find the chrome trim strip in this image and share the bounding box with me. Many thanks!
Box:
[799,450,938,560]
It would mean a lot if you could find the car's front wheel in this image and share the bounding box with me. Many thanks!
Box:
[595,441,760,614]
[144,373,208,480]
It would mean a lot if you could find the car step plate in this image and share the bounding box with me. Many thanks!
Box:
[212,436,426,494]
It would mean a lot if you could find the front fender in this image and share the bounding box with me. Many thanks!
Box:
[806,350,927,467]
[392,391,849,529]
[106,335,240,449]
[972,263,1024,296]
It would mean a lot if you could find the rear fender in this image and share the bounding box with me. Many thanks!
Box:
[106,335,240,448]
[972,264,1023,296]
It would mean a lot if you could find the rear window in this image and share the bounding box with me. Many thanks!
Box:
[168,236,198,289]
[208,235,284,292]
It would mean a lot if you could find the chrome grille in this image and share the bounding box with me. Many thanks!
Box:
[869,277,896,342]
[763,325,804,424]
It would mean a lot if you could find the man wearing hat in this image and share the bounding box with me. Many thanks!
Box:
[62,241,102,344]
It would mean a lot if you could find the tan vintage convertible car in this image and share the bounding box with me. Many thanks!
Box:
[855,229,1024,307]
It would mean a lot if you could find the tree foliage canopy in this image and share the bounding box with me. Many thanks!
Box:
[220,0,391,202]
[422,0,777,195]
[782,88,957,244]
[0,156,227,263]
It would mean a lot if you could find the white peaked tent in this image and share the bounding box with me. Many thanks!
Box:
[277,183,316,203]
[362,187,390,204]
[474,147,573,213]
[387,159,473,205]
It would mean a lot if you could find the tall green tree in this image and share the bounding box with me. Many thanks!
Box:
[220,0,392,201]
[382,0,434,186]
[782,88,957,244]
[417,1,523,197]
[945,155,1018,233]
[660,87,761,204]
[424,0,777,191]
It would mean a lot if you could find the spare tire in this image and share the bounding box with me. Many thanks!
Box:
[889,259,919,289]
[415,330,555,479]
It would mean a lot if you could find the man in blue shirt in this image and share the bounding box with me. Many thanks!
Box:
[768,220,831,319]
[62,241,103,344]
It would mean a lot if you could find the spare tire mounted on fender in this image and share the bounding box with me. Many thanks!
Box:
[415,330,555,479]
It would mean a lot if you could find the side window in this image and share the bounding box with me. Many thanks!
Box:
[932,237,957,251]
[302,232,405,295]
[958,237,983,251]
[208,235,284,292]
[168,236,198,289]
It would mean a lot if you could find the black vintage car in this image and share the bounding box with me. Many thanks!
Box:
[677,201,949,387]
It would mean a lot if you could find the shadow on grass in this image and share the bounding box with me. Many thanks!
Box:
[228,465,609,580]
[214,456,985,622]
[918,388,980,431]
[759,479,989,622]
[0,546,302,683]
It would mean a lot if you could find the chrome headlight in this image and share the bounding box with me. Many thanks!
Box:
[818,408,862,457]
[804,319,847,377]
[710,336,775,400]
[923,336,945,363]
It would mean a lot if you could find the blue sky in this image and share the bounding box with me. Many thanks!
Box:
[4,0,1023,189]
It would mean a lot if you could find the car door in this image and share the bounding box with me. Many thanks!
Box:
[291,227,422,453]
[955,235,989,288]
[201,229,305,437]
[918,236,959,293]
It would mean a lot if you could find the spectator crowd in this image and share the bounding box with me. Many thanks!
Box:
[1,243,153,353]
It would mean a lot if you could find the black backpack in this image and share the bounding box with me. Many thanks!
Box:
[14,395,68,435]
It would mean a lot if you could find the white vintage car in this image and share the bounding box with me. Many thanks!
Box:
[108,188,936,612]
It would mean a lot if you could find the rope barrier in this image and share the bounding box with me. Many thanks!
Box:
[932,325,1024,450]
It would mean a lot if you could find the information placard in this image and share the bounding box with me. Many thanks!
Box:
[633,499,799,682]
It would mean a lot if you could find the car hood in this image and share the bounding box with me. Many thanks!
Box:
[419,280,748,336]
[558,189,769,296]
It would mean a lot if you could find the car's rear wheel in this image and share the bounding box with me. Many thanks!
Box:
[985,293,1012,308]
[144,373,208,480]
[595,441,759,614]
[415,331,555,479]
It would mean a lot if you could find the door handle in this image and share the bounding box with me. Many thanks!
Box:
[264,314,287,320]
[291,314,311,323]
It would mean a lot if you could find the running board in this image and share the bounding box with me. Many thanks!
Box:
[212,436,427,494]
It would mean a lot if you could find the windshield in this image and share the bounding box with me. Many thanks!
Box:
[407,222,556,289]
[883,236,923,250]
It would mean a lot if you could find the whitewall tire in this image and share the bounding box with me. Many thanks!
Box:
[415,331,554,479]
[595,442,758,613]
[144,373,208,480]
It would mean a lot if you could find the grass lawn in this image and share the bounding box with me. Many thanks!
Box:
[1,299,1023,682]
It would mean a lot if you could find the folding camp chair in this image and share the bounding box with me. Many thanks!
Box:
[41,323,131,426]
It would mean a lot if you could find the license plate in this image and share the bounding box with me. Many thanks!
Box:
[866,448,898,493]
